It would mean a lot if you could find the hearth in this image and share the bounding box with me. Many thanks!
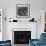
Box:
[14,31,31,44]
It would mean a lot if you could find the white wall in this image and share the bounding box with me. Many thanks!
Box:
[36,10,45,39]
[0,0,46,11]
[2,9,7,40]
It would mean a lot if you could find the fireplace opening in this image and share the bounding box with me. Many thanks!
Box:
[14,31,31,44]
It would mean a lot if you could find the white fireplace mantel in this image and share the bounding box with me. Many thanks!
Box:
[6,22,37,44]
[12,22,37,39]
[12,28,31,31]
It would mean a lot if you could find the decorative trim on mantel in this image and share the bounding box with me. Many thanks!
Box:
[12,28,31,31]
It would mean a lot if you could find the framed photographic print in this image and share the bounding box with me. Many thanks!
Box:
[16,4,30,18]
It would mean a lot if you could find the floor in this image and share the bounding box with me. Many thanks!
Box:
[12,44,29,46]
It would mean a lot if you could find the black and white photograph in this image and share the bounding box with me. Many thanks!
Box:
[16,4,30,18]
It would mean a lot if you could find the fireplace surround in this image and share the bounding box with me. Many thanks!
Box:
[12,28,31,44]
